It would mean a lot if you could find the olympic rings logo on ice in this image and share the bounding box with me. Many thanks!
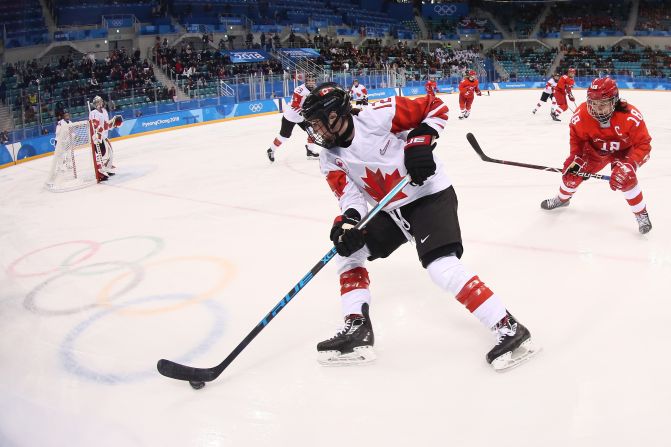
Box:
[249,103,263,112]
[7,236,237,383]
[433,4,457,15]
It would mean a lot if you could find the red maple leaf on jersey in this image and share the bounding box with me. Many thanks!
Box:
[361,168,408,204]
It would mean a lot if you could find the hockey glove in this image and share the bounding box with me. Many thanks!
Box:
[476,91,482,96]
[330,209,365,257]
[562,155,589,188]
[404,123,438,186]
[610,160,637,191]
[568,92,575,102]
[110,115,123,128]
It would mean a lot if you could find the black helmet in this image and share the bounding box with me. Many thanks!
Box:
[301,82,352,149]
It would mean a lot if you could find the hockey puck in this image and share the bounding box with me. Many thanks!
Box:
[189,381,206,390]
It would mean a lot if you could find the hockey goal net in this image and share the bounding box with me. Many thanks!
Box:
[45,120,102,192]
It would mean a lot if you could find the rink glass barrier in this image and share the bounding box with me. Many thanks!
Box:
[2,78,671,169]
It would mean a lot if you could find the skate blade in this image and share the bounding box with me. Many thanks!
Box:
[490,339,540,373]
[317,346,376,367]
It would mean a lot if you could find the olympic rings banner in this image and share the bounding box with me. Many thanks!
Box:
[421,3,469,20]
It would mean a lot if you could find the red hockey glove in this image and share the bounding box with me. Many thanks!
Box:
[568,92,575,102]
[610,160,637,191]
[476,91,482,96]
[562,155,589,188]
[330,209,365,257]
[404,123,438,186]
[111,115,123,127]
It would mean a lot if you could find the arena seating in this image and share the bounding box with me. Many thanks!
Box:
[635,0,671,36]
[0,0,50,48]
[491,48,557,79]
[539,0,630,36]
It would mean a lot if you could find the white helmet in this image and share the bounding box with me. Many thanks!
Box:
[92,95,104,109]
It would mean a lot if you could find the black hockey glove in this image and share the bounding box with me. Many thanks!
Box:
[404,123,438,186]
[330,209,365,257]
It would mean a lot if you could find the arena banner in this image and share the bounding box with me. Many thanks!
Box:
[275,48,321,59]
[366,88,398,101]
[421,3,469,20]
[110,109,204,137]
[223,50,271,64]
[401,86,425,96]
[231,99,279,117]
[0,144,14,167]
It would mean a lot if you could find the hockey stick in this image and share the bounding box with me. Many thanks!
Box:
[466,133,611,181]
[157,175,411,388]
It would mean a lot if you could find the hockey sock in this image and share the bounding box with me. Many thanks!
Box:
[272,136,287,150]
[558,178,578,201]
[622,184,646,214]
[340,267,370,316]
[427,256,506,328]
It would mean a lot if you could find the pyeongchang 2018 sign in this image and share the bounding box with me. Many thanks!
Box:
[223,50,270,63]
[422,3,469,19]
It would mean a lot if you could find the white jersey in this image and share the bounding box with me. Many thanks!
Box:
[89,107,110,141]
[283,84,311,123]
[320,95,450,218]
[350,84,368,101]
[544,78,557,94]
[55,118,72,144]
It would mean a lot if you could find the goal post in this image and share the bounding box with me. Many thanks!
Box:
[45,119,100,192]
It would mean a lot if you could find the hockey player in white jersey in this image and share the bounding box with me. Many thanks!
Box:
[89,95,123,179]
[532,73,559,114]
[349,79,368,106]
[301,83,537,371]
[266,74,319,162]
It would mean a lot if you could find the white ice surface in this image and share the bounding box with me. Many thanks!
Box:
[0,89,669,447]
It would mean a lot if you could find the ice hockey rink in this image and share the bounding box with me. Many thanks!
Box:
[1,89,669,447]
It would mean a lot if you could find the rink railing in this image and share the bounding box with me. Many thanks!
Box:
[3,78,671,169]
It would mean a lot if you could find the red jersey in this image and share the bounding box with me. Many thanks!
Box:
[568,102,651,167]
[458,78,480,97]
[425,80,438,94]
[554,75,575,96]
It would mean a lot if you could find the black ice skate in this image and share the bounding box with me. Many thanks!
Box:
[487,312,538,372]
[541,196,570,210]
[266,147,275,162]
[550,111,561,121]
[317,302,376,366]
[306,145,319,160]
[635,210,652,234]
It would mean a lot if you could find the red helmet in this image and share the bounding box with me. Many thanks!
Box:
[587,77,619,123]
[468,70,476,77]
[567,67,576,77]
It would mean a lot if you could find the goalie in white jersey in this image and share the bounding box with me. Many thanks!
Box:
[301,83,537,371]
[89,95,123,179]
[266,74,319,162]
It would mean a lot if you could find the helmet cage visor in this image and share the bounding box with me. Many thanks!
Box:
[587,97,617,123]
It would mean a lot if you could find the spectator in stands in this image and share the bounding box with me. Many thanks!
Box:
[272,34,280,49]
[0,80,6,105]
[261,32,267,50]
[289,31,296,47]
[0,131,9,144]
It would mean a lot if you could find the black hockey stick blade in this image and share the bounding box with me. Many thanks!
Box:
[157,359,220,382]
[465,133,610,181]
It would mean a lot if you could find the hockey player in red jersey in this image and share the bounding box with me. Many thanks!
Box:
[541,77,653,234]
[300,82,537,371]
[267,73,319,162]
[458,70,481,119]
[550,68,576,121]
[425,78,439,97]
